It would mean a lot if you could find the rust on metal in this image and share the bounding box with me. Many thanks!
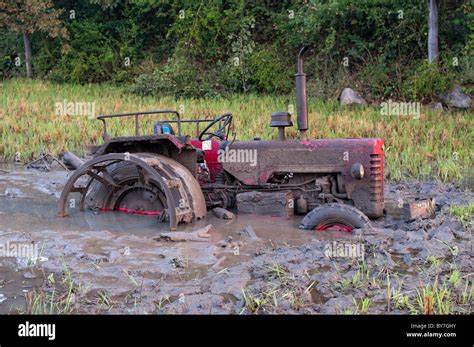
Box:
[404,198,436,220]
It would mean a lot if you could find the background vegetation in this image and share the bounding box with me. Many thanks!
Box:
[1,0,472,99]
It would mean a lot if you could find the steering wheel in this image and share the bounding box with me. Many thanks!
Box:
[198,113,233,141]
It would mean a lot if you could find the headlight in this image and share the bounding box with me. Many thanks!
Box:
[350,163,364,179]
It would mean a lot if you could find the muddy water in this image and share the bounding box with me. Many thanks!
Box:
[0,166,351,313]
[0,165,472,314]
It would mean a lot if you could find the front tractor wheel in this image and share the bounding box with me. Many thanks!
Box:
[299,203,371,232]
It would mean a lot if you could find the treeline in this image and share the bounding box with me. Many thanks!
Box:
[1,0,472,100]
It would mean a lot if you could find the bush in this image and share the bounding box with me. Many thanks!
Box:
[129,54,219,99]
[218,45,292,94]
[48,20,117,83]
[247,46,292,94]
[0,32,24,79]
[402,60,455,101]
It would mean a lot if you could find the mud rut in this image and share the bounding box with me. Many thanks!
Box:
[0,165,472,314]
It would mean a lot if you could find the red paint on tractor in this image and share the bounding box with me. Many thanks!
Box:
[315,224,353,233]
[259,171,269,184]
[191,139,222,182]
[116,208,162,216]
[99,207,161,216]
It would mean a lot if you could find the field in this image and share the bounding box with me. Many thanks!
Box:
[1,78,473,181]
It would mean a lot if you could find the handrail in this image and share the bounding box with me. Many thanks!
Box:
[97,110,181,140]
[97,110,226,141]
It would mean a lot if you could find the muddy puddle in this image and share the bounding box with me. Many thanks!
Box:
[0,165,472,314]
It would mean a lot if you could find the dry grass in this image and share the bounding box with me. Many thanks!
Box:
[1,78,472,181]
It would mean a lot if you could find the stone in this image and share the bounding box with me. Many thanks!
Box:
[212,207,235,220]
[427,101,443,111]
[340,88,367,106]
[440,85,471,109]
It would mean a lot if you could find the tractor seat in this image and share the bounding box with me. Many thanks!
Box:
[153,122,175,135]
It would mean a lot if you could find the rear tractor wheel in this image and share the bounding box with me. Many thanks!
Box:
[58,153,206,230]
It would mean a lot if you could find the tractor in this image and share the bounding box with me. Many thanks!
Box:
[58,47,384,231]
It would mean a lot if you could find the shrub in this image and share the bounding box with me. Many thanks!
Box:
[129,54,219,99]
[402,60,455,101]
[48,20,117,83]
[246,46,292,94]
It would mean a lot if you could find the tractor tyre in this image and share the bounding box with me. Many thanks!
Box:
[299,203,371,232]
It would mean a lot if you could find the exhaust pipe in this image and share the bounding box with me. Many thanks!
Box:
[295,46,309,141]
[60,151,84,170]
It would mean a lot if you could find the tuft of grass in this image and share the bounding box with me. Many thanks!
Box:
[24,263,76,314]
[351,261,370,289]
[448,269,461,288]
[154,295,171,313]
[460,279,473,307]
[415,280,453,315]
[1,78,473,181]
[265,263,289,281]
[425,255,443,273]
[353,297,372,314]
[97,290,113,310]
[449,203,474,228]
[240,288,269,314]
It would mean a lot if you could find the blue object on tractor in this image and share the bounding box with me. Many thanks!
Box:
[154,122,172,135]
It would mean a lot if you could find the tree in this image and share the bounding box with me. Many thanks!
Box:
[0,0,67,78]
[428,0,439,63]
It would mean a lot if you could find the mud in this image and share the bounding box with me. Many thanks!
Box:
[0,165,472,314]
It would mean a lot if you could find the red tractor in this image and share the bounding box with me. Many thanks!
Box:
[58,48,384,231]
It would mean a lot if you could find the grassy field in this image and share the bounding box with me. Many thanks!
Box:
[1,78,472,181]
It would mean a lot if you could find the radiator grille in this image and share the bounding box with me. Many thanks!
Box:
[369,154,384,202]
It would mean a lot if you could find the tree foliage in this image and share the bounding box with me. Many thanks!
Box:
[0,0,471,99]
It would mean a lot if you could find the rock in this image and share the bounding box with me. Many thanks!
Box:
[212,207,235,220]
[155,224,213,242]
[239,225,261,241]
[340,88,367,106]
[440,85,471,109]
[427,101,443,111]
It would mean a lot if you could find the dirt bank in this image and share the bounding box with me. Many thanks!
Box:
[0,165,472,314]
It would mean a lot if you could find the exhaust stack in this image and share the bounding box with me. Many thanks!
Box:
[295,46,309,141]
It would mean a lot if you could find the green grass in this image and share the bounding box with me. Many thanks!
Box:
[449,203,474,227]
[1,78,473,181]
[353,297,372,314]
[24,263,76,314]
